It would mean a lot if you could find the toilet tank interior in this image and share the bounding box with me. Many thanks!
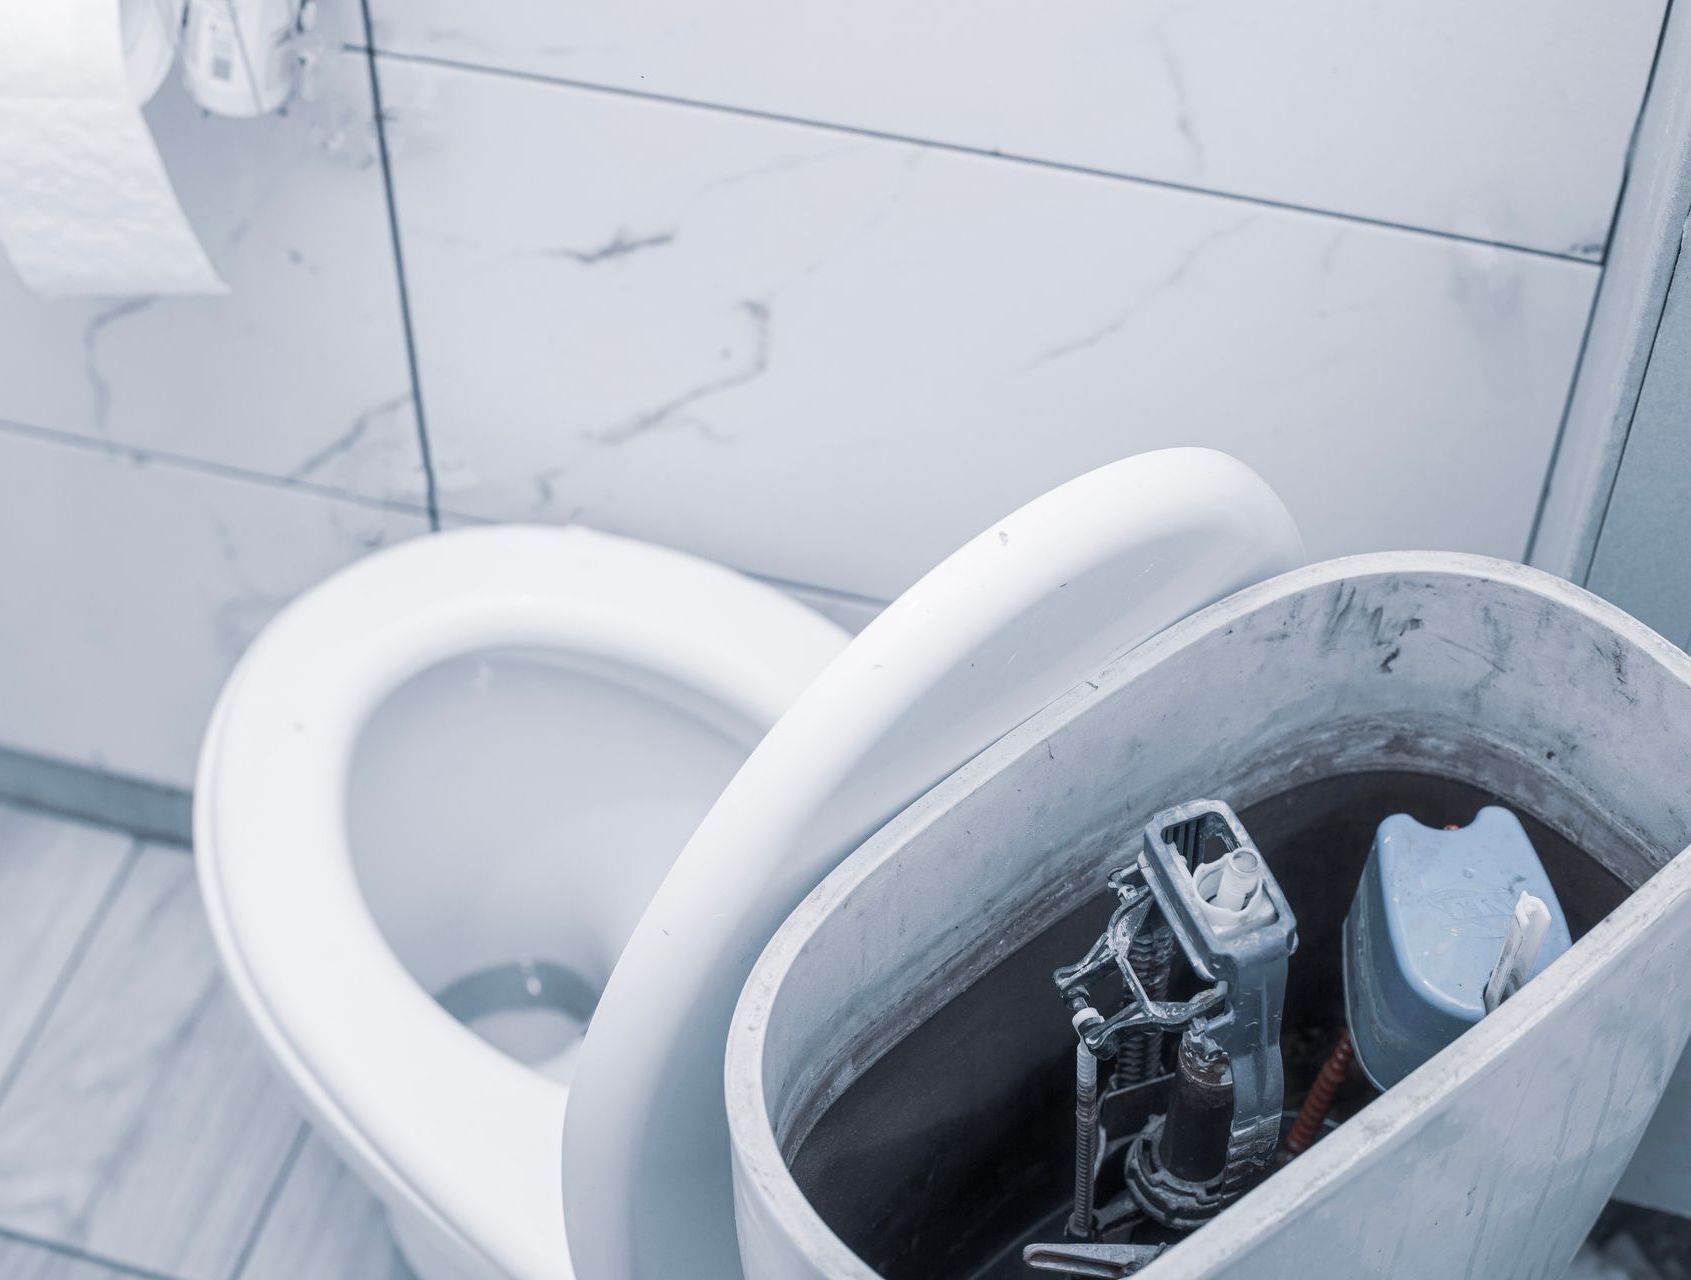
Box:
[738,553,1691,1279]
[345,646,760,1062]
[789,770,1626,1278]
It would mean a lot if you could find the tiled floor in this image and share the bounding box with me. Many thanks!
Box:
[0,802,413,1280]
[1,796,1683,1280]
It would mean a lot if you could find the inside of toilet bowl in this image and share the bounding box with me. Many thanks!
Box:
[344,645,760,1075]
[433,956,601,1081]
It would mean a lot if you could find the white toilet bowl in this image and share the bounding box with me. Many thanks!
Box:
[193,524,849,1280]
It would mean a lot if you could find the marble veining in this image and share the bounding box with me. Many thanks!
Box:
[288,393,416,483]
[1026,216,1256,369]
[592,298,770,447]
[0,51,423,509]
[0,848,296,1279]
[0,431,428,789]
[541,229,676,265]
[367,0,1665,258]
[1149,12,1205,176]
[79,301,156,438]
[0,806,410,1280]
[386,59,1599,601]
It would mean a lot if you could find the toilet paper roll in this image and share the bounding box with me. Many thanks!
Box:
[0,0,225,298]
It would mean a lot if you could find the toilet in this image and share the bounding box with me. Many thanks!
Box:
[196,449,1304,1280]
[193,523,851,1280]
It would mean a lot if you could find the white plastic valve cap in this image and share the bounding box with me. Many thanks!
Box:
[1211,848,1262,911]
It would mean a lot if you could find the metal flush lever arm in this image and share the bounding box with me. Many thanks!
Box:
[1052,885,1226,1058]
[1022,1241,1169,1277]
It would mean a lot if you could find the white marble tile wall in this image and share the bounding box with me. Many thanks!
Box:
[0,38,431,793]
[367,0,1666,259]
[0,430,426,788]
[0,49,423,507]
[384,58,1599,602]
[0,1,1668,796]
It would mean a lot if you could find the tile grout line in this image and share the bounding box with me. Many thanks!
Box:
[0,407,884,620]
[0,1225,186,1280]
[0,843,144,1118]
[0,799,187,854]
[350,42,1603,269]
[224,1121,310,1280]
[1524,0,1681,571]
[0,413,889,615]
[357,4,441,533]
[0,408,885,615]
[0,780,192,854]
[0,416,435,525]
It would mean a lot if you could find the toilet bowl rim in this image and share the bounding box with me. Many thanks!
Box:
[194,522,850,1280]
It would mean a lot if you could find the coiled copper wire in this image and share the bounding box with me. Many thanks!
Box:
[1283,1029,1353,1158]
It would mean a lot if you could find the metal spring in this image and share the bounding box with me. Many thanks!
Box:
[1068,1042,1099,1239]
[1282,1029,1353,1157]
[1111,923,1176,1089]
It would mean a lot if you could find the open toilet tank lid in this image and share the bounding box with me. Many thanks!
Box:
[727,552,1691,1280]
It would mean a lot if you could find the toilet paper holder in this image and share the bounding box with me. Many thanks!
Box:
[126,0,314,118]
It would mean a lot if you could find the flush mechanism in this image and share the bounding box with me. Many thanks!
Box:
[1029,800,1298,1276]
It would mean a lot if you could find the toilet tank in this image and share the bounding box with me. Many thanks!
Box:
[726,552,1691,1280]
